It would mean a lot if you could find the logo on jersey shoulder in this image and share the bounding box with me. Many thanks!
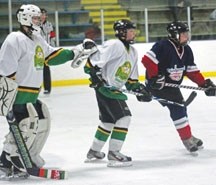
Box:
[167,65,185,81]
[115,61,131,83]
[34,45,45,70]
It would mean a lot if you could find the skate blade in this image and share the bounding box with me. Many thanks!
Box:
[107,160,133,167]
[188,145,204,156]
[198,145,204,150]
[0,173,29,181]
[189,151,199,157]
[84,158,104,163]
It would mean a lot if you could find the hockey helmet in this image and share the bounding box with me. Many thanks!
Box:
[167,21,190,45]
[40,8,47,14]
[113,19,136,43]
[17,4,41,33]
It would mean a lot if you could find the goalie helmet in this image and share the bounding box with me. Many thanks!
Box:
[16,4,41,34]
[167,21,190,46]
[113,19,136,43]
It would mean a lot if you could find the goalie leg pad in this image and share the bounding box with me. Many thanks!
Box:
[2,103,38,167]
[0,77,18,116]
[29,100,51,167]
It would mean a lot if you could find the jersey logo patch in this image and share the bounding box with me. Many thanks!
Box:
[167,65,185,81]
[115,61,131,83]
[34,45,45,70]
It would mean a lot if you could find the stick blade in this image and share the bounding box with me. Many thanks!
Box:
[37,168,68,180]
[184,91,197,106]
[40,168,68,180]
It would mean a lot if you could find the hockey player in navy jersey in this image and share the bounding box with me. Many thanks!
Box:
[142,21,216,153]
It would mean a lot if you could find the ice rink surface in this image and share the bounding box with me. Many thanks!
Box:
[0,79,216,185]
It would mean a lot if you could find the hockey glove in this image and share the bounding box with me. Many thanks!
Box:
[71,39,98,68]
[89,66,104,89]
[148,74,165,90]
[133,84,152,102]
[202,79,216,96]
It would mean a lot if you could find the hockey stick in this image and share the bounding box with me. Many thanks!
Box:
[105,86,196,107]
[118,88,196,107]
[165,83,207,91]
[183,91,197,106]
[6,111,67,180]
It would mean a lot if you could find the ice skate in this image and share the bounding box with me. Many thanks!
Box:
[0,152,29,180]
[85,149,105,163]
[107,151,132,167]
[191,136,203,150]
[0,165,29,181]
[182,136,199,155]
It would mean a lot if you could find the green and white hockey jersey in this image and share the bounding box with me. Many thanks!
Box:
[90,39,139,89]
[0,31,74,104]
[85,39,140,100]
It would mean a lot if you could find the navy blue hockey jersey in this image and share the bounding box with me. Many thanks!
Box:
[142,39,205,86]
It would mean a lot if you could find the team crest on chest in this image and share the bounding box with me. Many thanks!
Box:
[167,65,185,81]
[34,45,45,70]
[115,61,131,82]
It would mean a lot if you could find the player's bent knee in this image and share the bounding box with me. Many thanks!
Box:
[99,122,114,131]
[115,116,131,128]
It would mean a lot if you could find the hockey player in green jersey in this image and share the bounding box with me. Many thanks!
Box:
[84,19,152,167]
[0,4,97,178]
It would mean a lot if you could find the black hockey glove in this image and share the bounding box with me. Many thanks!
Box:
[148,74,165,90]
[133,84,152,102]
[89,66,103,89]
[202,79,216,96]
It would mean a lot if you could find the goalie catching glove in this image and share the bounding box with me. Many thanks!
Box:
[201,79,216,96]
[71,38,98,68]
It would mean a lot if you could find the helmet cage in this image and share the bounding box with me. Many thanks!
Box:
[17,4,41,33]
[113,19,136,42]
[167,22,189,45]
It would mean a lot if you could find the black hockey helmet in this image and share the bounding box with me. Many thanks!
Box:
[40,8,47,14]
[167,21,189,45]
[113,19,136,43]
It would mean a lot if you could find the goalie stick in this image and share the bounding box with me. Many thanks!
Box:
[106,86,197,107]
[5,111,67,180]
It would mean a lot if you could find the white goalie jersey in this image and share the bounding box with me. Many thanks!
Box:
[0,31,55,88]
[89,39,139,89]
[0,31,56,115]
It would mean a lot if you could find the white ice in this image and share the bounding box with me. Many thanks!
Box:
[0,79,216,185]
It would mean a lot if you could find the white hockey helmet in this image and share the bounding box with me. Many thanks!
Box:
[17,4,41,33]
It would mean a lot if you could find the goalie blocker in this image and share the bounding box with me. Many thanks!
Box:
[0,76,18,116]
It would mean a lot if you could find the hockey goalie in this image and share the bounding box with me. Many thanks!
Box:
[0,3,97,180]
